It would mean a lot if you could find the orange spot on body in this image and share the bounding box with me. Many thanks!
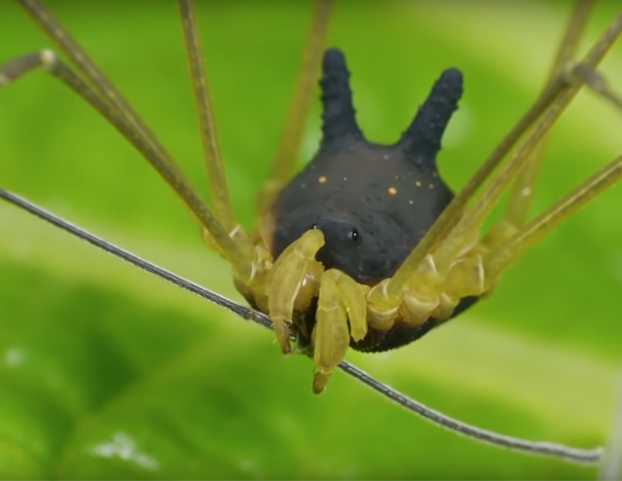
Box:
[388,187,398,195]
[318,175,327,184]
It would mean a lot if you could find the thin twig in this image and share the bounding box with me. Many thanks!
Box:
[0,187,603,466]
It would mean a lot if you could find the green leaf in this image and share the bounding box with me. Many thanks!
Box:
[1,1,621,478]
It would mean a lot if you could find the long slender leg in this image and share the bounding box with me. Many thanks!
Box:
[365,83,567,317]
[505,0,596,228]
[178,0,236,232]
[571,62,622,113]
[5,0,259,282]
[0,187,606,462]
[367,8,622,320]
[429,10,622,277]
[256,0,334,214]
[484,153,622,283]
[0,50,254,282]
[366,87,566,319]
[16,0,168,167]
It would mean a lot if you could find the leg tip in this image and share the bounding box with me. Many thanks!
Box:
[273,320,293,355]
[279,339,292,356]
[313,370,332,394]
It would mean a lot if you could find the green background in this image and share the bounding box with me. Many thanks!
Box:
[1,0,622,478]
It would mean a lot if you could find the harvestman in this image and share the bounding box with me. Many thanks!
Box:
[1,0,622,469]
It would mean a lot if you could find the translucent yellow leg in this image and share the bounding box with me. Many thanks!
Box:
[367,8,622,321]
[365,61,569,319]
[429,10,622,279]
[10,0,257,282]
[312,269,368,394]
[506,0,595,228]
[0,49,253,283]
[257,0,334,214]
[571,62,622,114]
[399,255,443,329]
[494,61,622,252]
[267,230,325,354]
[485,154,622,284]
[178,0,259,279]
[178,0,236,232]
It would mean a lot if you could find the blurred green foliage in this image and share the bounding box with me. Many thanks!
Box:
[1,0,622,478]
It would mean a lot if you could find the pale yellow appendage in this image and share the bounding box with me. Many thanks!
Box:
[390,248,485,332]
[432,10,622,277]
[505,0,595,229]
[178,0,236,232]
[312,270,349,394]
[338,273,369,343]
[257,0,334,214]
[399,255,443,329]
[267,229,325,355]
[485,154,622,285]
[11,0,257,282]
[312,269,368,394]
[365,8,622,326]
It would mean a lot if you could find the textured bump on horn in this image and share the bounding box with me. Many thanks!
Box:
[319,48,363,149]
[399,68,463,171]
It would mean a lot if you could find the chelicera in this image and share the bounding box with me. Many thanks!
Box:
[2,0,622,400]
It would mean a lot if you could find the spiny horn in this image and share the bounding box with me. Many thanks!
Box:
[399,68,463,170]
[319,48,363,148]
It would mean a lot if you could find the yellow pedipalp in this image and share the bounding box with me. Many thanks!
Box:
[336,273,369,342]
[267,229,325,354]
[312,269,351,394]
[399,254,442,327]
[366,279,401,331]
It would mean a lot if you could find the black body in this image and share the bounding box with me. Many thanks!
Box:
[269,49,472,352]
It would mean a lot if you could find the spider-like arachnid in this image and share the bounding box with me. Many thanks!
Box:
[1,0,622,478]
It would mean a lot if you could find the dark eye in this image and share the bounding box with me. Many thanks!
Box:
[350,228,359,241]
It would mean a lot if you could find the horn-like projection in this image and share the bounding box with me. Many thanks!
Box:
[319,48,363,147]
[399,68,463,170]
